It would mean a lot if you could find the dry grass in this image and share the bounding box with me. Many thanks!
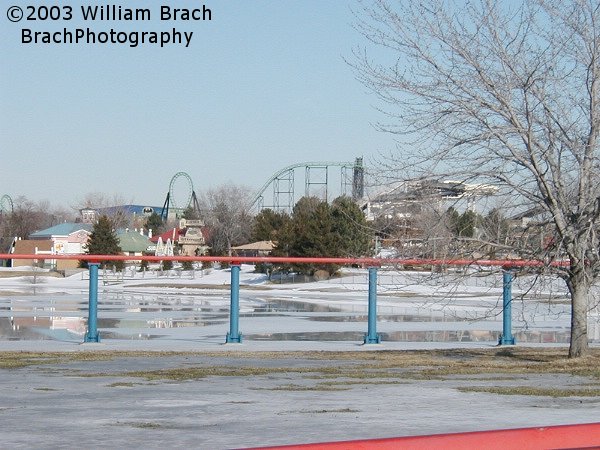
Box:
[294,348,600,379]
[261,383,350,391]
[120,365,301,381]
[298,408,360,414]
[113,421,165,429]
[3,348,600,398]
[2,348,599,376]
[106,382,139,388]
[457,386,600,397]
[0,353,67,369]
[0,351,197,369]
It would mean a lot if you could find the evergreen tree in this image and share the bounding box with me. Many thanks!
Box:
[290,200,338,275]
[144,212,164,236]
[446,207,460,235]
[139,258,149,272]
[456,210,479,238]
[331,196,371,257]
[81,215,124,270]
[275,196,373,276]
[446,207,480,238]
[251,209,291,242]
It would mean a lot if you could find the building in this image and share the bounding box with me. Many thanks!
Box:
[176,219,208,256]
[79,205,166,226]
[10,239,53,269]
[231,240,276,257]
[116,229,154,256]
[11,222,93,270]
[149,219,209,257]
[362,179,498,221]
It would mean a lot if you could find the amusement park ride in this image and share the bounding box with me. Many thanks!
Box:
[153,172,205,258]
[159,158,366,220]
[3,156,492,224]
[3,159,499,263]
[0,194,13,215]
[153,161,364,256]
[251,157,365,213]
[160,171,201,222]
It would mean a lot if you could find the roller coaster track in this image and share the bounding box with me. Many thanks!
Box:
[0,195,13,214]
[251,160,362,212]
[161,172,201,221]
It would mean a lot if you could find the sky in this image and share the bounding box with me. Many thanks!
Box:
[0,0,395,210]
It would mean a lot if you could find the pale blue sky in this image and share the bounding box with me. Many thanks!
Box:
[1,0,395,209]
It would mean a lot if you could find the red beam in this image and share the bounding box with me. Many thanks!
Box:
[0,254,570,268]
[0,253,570,268]
[251,422,600,450]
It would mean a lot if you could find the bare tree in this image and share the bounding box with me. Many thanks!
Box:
[353,0,600,357]
[0,196,75,253]
[0,197,48,239]
[416,207,457,260]
[200,184,253,256]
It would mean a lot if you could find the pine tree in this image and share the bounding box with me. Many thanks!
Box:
[144,212,164,236]
[331,196,372,257]
[81,215,124,270]
[456,210,479,238]
[275,196,373,276]
[251,209,291,242]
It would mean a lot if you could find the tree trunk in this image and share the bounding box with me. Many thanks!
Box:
[567,269,590,358]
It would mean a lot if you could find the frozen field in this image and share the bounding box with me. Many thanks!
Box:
[2,349,600,449]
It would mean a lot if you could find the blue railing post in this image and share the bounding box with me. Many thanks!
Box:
[226,263,242,343]
[84,262,100,343]
[499,268,516,345]
[364,266,381,344]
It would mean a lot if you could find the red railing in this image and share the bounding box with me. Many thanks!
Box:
[252,422,600,449]
[0,253,571,268]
